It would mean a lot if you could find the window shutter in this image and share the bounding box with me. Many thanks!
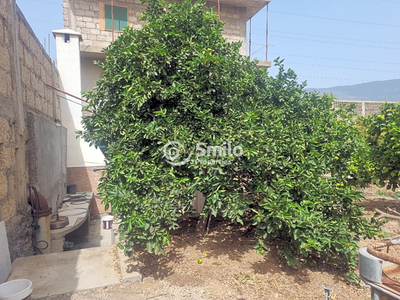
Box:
[104,5,127,31]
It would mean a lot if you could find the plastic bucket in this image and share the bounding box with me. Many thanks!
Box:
[102,215,114,230]
[0,279,33,300]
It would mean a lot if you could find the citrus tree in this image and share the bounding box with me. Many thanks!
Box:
[358,103,400,189]
[79,0,383,281]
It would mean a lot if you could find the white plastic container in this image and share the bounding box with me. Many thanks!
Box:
[0,279,33,300]
[102,215,114,230]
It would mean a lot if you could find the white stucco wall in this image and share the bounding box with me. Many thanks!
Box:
[54,30,104,167]
[81,57,104,93]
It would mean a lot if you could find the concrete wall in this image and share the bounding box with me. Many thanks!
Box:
[0,0,66,260]
[63,0,248,55]
[81,57,104,94]
[333,100,396,116]
[27,113,67,212]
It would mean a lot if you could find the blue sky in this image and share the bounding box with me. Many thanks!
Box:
[17,0,400,89]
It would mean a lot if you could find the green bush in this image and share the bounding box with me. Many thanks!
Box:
[79,0,383,282]
[360,103,400,189]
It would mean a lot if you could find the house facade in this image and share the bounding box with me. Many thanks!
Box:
[54,0,271,213]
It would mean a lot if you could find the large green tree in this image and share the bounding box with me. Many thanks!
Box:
[355,102,400,189]
[80,0,382,281]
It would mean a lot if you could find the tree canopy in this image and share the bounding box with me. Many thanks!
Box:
[79,0,383,282]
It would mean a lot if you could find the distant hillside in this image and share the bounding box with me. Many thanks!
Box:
[307,79,400,102]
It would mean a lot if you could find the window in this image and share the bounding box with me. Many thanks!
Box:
[104,4,128,31]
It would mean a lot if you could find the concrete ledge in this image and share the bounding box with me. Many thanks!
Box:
[256,60,272,68]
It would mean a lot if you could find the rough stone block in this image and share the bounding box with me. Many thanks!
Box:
[83,16,92,23]
[8,172,14,195]
[26,88,35,108]
[87,34,96,40]
[31,75,39,97]
[86,10,95,17]
[0,172,7,199]
[38,81,45,98]
[0,118,10,144]
[24,49,34,70]
[0,18,4,45]
[81,28,91,34]
[33,59,41,77]
[0,45,10,72]
[40,65,47,79]
[90,29,100,35]
[89,4,99,12]
[0,197,16,221]
[76,21,86,28]
[0,68,11,97]
[0,145,15,170]
[86,22,96,29]
[1,20,9,48]
[20,64,30,86]
[79,2,89,10]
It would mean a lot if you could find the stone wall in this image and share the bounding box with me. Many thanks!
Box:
[63,0,248,55]
[333,100,396,116]
[205,2,247,55]
[0,0,66,260]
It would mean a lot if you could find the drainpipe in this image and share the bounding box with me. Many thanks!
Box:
[111,0,114,42]
[249,17,252,58]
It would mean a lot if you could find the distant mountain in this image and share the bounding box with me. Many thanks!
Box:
[307,79,400,102]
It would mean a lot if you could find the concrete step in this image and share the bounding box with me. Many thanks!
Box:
[7,245,141,299]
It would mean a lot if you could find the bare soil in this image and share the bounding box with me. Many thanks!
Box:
[40,185,400,300]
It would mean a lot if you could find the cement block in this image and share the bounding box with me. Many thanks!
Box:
[0,172,7,200]
[0,197,16,221]
[0,68,11,98]
[7,172,14,195]
[86,22,96,29]
[0,221,11,284]
[0,117,10,144]
[0,44,10,72]
[0,145,15,170]
[83,16,92,23]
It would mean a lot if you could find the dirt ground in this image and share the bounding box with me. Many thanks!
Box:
[40,185,400,300]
